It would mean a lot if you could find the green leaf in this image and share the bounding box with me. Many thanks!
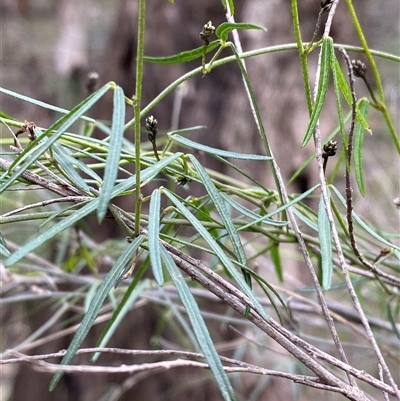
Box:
[93,259,150,361]
[51,142,92,194]
[49,235,144,391]
[170,134,271,160]
[221,0,235,15]
[270,243,283,282]
[93,279,149,361]
[111,152,183,198]
[318,191,333,290]
[0,84,111,194]
[5,154,182,266]
[333,57,371,134]
[5,199,97,266]
[189,155,250,286]
[301,36,332,147]
[220,193,287,227]
[238,184,320,231]
[160,246,236,401]
[0,87,95,123]
[148,189,164,285]
[354,98,369,196]
[0,232,10,257]
[144,41,220,64]
[97,86,126,222]
[163,189,268,320]
[215,22,266,43]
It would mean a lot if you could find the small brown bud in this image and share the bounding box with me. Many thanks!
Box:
[351,60,367,79]
[323,140,338,158]
[199,21,215,45]
[86,71,99,94]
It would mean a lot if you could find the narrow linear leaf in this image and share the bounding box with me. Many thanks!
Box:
[52,142,92,194]
[144,41,220,64]
[111,152,183,198]
[220,192,287,227]
[97,86,126,222]
[215,22,266,43]
[49,235,144,391]
[93,279,149,361]
[0,84,111,193]
[301,36,332,147]
[170,134,271,160]
[318,192,333,290]
[163,189,268,320]
[0,87,95,123]
[160,246,236,401]
[270,243,283,282]
[5,199,98,266]
[354,98,369,196]
[148,189,164,285]
[333,57,371,133]
[238,184,320,231]
[0,232,10,257]
[189,155,249,285]
[330,185,400,251]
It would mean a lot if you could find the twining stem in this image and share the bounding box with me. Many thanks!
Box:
[134,0,146,236]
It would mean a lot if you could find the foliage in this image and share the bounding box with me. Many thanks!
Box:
[1,1,399,400]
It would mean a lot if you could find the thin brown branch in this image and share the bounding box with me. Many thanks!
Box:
[340,47,400,398]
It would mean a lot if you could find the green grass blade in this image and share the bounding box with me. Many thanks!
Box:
[170,134,271,160]
[215,22,266,43]
[97,86,126,222]
[163,189,268,320]
[354,98,369,196]
[189,155,250,285]
[49,235,144,391]
[144,41,220,64]
[160,245,236,401]
[301,36,332,147]
[318,191,333,290]
[5,198,97,266]
[148,189,164,285]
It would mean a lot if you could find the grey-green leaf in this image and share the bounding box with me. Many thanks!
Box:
[354,98,369,196]
[49,235,144,391]
[97,86,126,221]
[301,36,332,147]
[160,245,236,401]
[189,155,249,285]
[148,189,164,285]
[170,134,271,160]
[163,189,268,320]
[318,191,333,290]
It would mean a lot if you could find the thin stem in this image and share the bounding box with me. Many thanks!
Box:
[340,48,400,398]
[134,0,146,236]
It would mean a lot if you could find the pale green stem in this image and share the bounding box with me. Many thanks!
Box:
[134,0,146,236]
